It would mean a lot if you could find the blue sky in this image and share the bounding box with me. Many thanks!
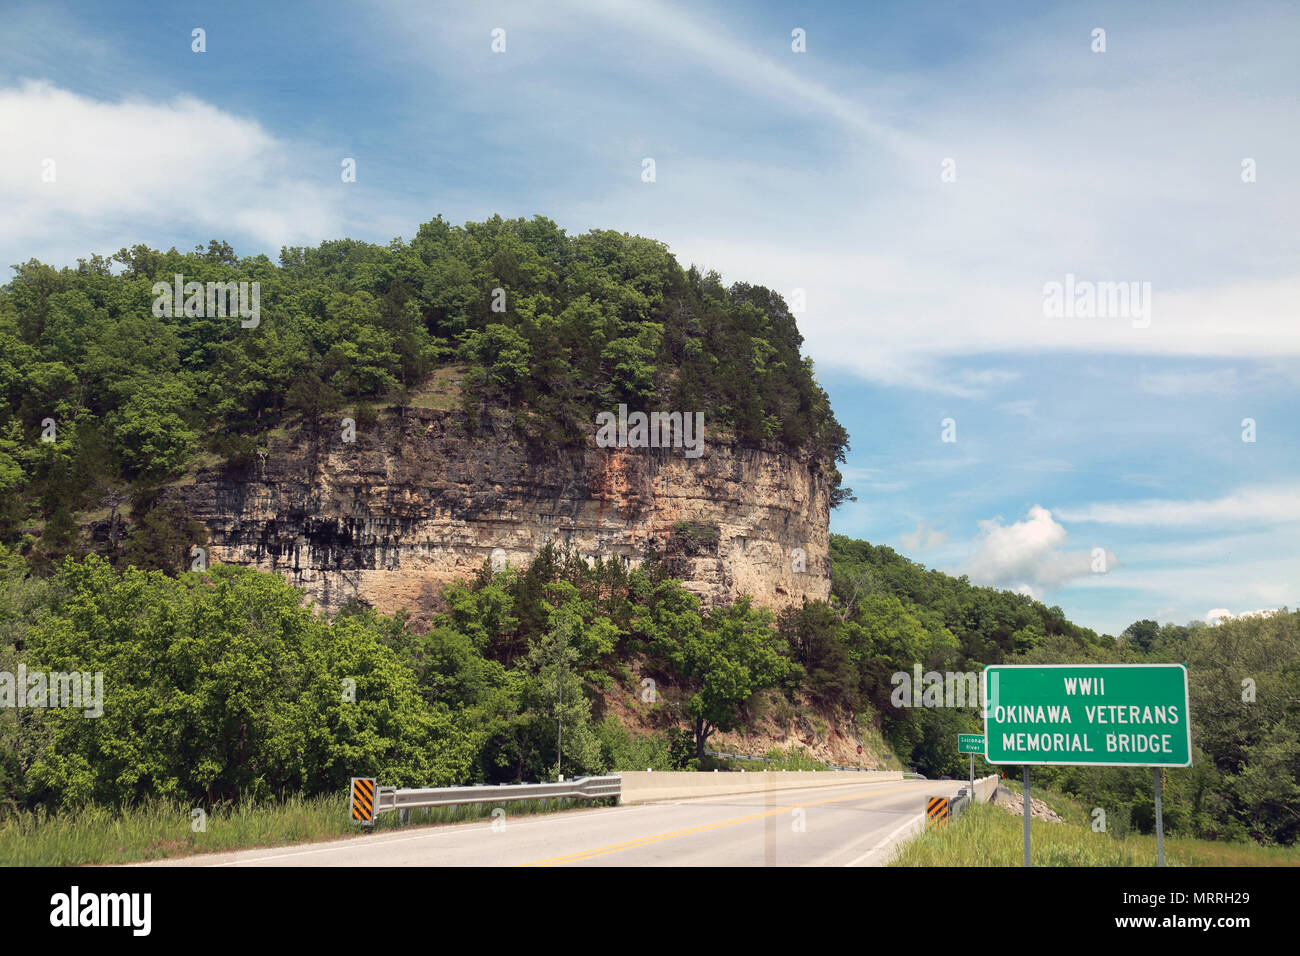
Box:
[1,0,1296,635]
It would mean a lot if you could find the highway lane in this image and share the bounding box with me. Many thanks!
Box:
[143,778,969,867]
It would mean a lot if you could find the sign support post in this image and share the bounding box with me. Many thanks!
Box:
[1154,768,1165,867]
[1023,767,1031,867]
[956,734,984,807]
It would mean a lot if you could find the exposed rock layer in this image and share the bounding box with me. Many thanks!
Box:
[178,408,832,620]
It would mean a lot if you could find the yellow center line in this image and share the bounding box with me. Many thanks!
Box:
[516,781,930,867]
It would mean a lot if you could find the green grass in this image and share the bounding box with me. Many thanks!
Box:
[762,746,832,770]
[395,364,467,410]
[0,793,614,866]
[856,724,908,772]
[890,801,1300,867]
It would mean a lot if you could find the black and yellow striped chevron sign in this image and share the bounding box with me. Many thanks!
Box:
[927,796,949,825]
[351,777,377,825]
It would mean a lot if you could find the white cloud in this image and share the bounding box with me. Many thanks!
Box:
[1056,485,1300,527]
[963,505,1118,596]
[1139,369,1238,396]
[1000,399,1038,418]
[899,521,947,553]
[0,80,342,265]
[1207,607,1280,625]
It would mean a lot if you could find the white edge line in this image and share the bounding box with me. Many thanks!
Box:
[179,804,654,867]
[842,812,927,868]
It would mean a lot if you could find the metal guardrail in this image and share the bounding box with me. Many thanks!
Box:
[946,786,974,820]
[704,749,789,765]
[705,749,924,778]
[366,775,621,823]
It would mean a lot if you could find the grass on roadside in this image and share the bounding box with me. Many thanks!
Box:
[0,792,614,867]
[702,747,831,772]
[890,801,1300,867]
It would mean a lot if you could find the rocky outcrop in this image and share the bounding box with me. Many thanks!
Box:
[176,407,832,620]
[994,788,1064,823]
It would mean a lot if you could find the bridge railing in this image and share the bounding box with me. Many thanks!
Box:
[362,776,621,824]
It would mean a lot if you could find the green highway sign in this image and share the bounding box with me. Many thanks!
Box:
[983,664,1191,767]
[957,734,984,754]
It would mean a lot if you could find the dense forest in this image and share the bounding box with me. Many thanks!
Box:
[2,536,1295,847]
[828,536,1299,846]
[0,215,850,570]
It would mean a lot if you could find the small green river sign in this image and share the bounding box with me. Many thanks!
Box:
[957,734,984,754]
[983,664,1191,767]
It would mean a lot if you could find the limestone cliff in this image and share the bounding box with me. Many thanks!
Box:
[177,407,832,620]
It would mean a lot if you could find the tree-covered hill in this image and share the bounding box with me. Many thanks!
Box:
[0,215,850,565]
[830,535,1113,665]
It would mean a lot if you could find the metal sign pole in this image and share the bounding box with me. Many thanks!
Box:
[1154,768,1165,867]
[1023,767,1031,867]
[969,753,974,797]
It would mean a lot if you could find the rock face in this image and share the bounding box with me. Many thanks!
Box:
[177,408,832,620]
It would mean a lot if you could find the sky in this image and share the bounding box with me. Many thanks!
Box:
[0,0,1296,635]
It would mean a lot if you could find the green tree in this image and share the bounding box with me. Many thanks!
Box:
[111,383,197,483]
[654,595,792,760]
[520,615,600,780]
[21,558,476,809]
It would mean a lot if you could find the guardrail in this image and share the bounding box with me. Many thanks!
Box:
[947,786,973,820]
[357,776,621,825]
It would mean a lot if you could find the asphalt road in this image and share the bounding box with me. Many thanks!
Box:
[146,777,969,867]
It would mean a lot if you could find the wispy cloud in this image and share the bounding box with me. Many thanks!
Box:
[999,399,1038,418]
[1055,485,1300,527]
[565,0,897,141]
[900,521,947,553]
[1139,369,1238,396]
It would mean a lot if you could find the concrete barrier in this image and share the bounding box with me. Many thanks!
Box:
[618,769,903,804]
[972,773,999,803]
